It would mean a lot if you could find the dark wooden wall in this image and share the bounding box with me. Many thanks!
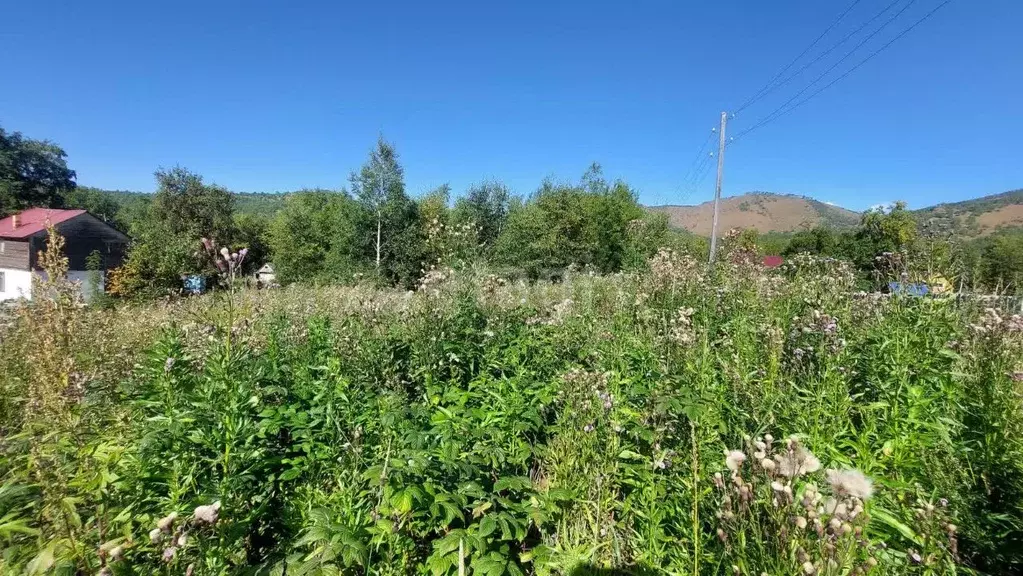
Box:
[0,240,30,269]
[28,214,130,270]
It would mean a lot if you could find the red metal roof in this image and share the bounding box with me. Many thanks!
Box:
[762,255,784,268]
[0,208,87,239]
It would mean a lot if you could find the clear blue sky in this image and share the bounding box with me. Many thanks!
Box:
[2,0,1020,211]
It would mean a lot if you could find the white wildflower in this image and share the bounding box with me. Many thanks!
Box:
[724,450,746,472]
[149,527,163,544]
[826,469,874,500]
[193,500,222,525]
[156,511,178,532]
[778,443,821,478]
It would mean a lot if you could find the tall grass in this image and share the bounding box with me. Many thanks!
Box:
[1,239,1021,575]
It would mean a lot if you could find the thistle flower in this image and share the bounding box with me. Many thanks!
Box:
[778,443,821,478]
[163,547,177,562]
[149,527,163,544]
[164,357,175,373]
[109,545,124,561]
[725,450,746,472]
[157,511,178,532]
[193,501,221,525]
[826,469,874,500]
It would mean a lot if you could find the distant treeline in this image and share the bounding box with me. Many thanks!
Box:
[3,123,1022,296]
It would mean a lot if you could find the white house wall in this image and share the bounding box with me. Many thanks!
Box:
[0,268,33,301]
[68,270,105,301]
[0,269,105,301]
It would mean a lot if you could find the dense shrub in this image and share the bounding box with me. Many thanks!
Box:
[1,239,1022,575]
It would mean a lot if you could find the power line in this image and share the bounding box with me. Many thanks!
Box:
[676,151,715,205]
[731,0,953,143]
[739,0,922,127]
[729,0,922,143]
[735,0,864,114]
[736,0,906,115]
[679,130,716,190]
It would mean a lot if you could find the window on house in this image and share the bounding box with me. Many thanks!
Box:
[0,271,5,293]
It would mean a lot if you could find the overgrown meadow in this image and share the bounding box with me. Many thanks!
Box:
[2,238,1023,576]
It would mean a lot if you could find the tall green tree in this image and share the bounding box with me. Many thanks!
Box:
[268,190,364,283]
[349,138,424,286]
[979,232,1023,293]
[453,180,510,250]
[115,168,237,297]
[149,167,236,242]
[61,186,124,228]
[783,226,843,257]
[0,126,77,216]
[494,165,646,277]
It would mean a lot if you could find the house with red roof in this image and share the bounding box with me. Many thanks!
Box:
[0,208,129,301]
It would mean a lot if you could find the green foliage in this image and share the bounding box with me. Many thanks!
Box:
[113,168,239,297]
[149,166,236,242]
[350,138,426,287]
[0,125,77,216]
[61,186,126,229]
[267,189,366,283]
[494,165,647,278]
[4,250,1021,574]
[453,181,511,251]
[233,212,270,273]
[976,231,1023,293]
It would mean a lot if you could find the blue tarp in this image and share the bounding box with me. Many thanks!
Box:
[888,282,929,297]
[183,275,206,295]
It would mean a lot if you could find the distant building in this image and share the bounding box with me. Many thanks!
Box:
[256,263,276,286]
[0,208,129,301]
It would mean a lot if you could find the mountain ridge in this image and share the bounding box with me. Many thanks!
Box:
[647,189,1023,237]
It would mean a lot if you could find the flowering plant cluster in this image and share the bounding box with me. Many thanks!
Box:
[714,434,884,576]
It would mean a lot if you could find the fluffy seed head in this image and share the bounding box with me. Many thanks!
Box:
[725,450,747,472]
[826,469,874,500]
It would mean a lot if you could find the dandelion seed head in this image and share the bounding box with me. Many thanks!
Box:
[826,469,874,500]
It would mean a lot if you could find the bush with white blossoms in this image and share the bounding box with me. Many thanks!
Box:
[711,433,955,575]
[94,501,222,575]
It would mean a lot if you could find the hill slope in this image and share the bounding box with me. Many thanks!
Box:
[647,193,861,236]
[912,189,1023,236]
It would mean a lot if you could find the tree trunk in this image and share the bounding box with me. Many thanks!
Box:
[375,211,381,270]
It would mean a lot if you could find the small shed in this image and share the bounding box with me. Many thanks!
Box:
[256,264,276,286]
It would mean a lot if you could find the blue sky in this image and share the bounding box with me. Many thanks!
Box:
[2,0,1020,211]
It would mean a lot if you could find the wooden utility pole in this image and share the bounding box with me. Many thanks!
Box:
[709,111,727,263]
